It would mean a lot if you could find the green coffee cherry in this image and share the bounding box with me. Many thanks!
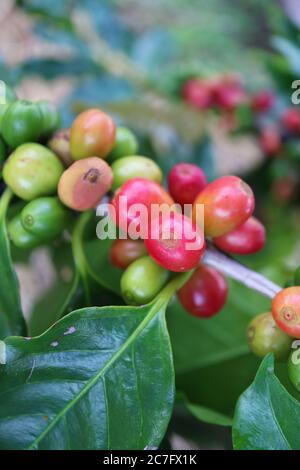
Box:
[109,127,138,162]
[21,197,71,239]
[111,156,163,190]
[8,215,43,250]
[288,345,300,391]
[121,255,169,306]
[247,312,292,360]
[1,100,43,148]
[37,100,61,138]
[3,143,64,201]
[0,104,9,133]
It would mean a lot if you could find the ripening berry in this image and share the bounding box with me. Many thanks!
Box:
[272,287,300,338]
[58,157,113,211]
[192,175,255,237]
[48,129,73,167]
[168,163,208,207]
[251,90,275,113]
[247,312,292,360]
[111,156,163,191]
[214,79,246,111]
[70,109,116,160]
[111,178,175,238]
[110,239,147,270]
[281,108,300,134]
[259,127,282,156]
[181,79,213,109]
[213,216,265,255]
[177,265,228,318]
[144,212,205,272]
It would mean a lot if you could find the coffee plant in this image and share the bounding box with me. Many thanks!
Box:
[0,0,300,452]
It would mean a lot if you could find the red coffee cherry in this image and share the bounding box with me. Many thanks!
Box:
[177,265,228,318]
[58,157,113,211]
[259,126,282,156]
[111,178,175,237]
[214,80,246,111]
[110,239,147,270]
[144,212,205,272]
[213,216,265,255]
[251,90,275,113]
[181,79,213,109]
[192,175,255,237]
[281,108,300,134]
[70,109,116,160]
[272,287,300,338]
[168,163,208,207]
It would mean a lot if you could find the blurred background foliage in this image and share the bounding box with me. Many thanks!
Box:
[1,0,300,449]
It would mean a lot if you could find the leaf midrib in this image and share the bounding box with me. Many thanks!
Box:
[28,297,168,449]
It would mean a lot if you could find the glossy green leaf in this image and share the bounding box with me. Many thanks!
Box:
[0,280,180,449]
[0,190,26,339]
[177,393,232,427]
[233,355,300,450]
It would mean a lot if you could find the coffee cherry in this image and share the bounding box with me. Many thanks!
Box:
[192,175,254,237]
[37,100,61,138]
[110,239,147,270]
[168,163,208,207]
[214,80,246,111]
[272,287,300,338]
[58,157,113,211]
[112,178,175,237]
[3,143,64,201]
[48,129,73,167]
[213,216,265,255]
[177,265,228,318]
[70,109,116,160]
[109,127,138,161]
[121,255,169,305]
[281,108,300,134]
[145,212,205,272]
[111,156,162,191]
[247,312,292,360]
[288,347,300,391]
[181,79,213,109]
[1,101,43,148]
[21,197,71,239]
[251,90,274,113]
[8,215,43,249]
[259,126,282,156]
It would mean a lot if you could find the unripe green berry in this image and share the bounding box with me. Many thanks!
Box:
[0,138,6,175]
[247,312,292,360]
[21,197,71,239]
[109,127,138,161]
[111,155,163,191]
[121,255,169,306]
[37,100,61,138]
[1,100,43,148]
[288,345,300,391]
[8,215,43,250]
[3,143,64,201]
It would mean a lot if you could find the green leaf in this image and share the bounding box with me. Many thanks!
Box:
[177,393,232,427]
[233,355,300,450]
[168,280,269,374]
[26,245,80,337]
[0,190,26,339]
[0,275,188,450]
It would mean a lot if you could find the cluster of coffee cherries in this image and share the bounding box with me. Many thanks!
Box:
[181,75,300,202]
[3,87,300,386]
